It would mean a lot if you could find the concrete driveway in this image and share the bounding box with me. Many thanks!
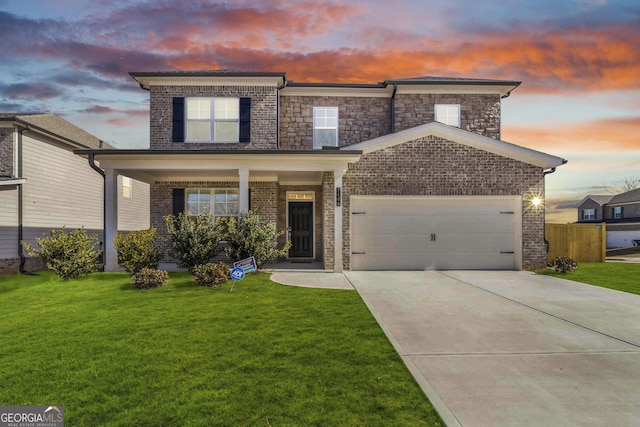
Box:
[345,271,640,427]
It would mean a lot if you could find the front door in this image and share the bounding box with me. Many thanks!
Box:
[288,201,313,258]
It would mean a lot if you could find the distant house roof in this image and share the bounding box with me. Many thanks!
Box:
[609,188,640,204]
[0,113,110,149]
[577,195,615,206]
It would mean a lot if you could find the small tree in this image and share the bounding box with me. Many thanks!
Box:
[164,211,222,271]
[114,228,163,273]
[219,210,291,268]
[22,227,100,279]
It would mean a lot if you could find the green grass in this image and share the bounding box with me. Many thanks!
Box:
[537,262,640,295]
[0,272,442,426]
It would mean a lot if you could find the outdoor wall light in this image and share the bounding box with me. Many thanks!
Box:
[532,196,542,206]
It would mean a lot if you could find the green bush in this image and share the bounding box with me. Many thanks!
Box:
[219,210,291,268]
[192,262,230,288]
[22,227,100,279]
[547,256,578,273]
[164,211,222,272]
[131,268,169,289]
[114,228,163,273]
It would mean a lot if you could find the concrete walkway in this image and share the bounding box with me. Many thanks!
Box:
[270,271,354,289]
[345,271,640,427]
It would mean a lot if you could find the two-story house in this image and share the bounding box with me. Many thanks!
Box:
[76,70,566,272]
[0,113,150,275]
[576,188,640,248]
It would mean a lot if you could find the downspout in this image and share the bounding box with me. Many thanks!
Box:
[542,167,558,255]
[88,152,106,271]
[390,83,398,133]
[17,126,28,273]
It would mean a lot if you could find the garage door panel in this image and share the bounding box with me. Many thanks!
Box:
[350,197,519,271]
[352,214,514,235]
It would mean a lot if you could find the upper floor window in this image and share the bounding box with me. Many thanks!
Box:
[122,176,132,198]
[435,104,461,127]
[186,97,239,143]
[613,206,623,219]
[186,188,239,217]
[313,107,338,149]
[582,208,596,220]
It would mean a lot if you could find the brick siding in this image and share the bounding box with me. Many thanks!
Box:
[149,85,278,149]
[0,128,14,176]
[340,136,546,270]
[322,172,335,270]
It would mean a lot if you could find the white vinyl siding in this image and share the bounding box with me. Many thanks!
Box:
[118,176,150,231]
[0,189,18,258]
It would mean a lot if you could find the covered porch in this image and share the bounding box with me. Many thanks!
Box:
[75,149,361,273]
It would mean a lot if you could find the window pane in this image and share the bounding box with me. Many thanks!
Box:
[187,98,210,119]
[214,121,239,142]
[187,190,210,215]
[214,98,239,119]
[314,129,337,148]
[213,189,239,217]
[187,121,211,141]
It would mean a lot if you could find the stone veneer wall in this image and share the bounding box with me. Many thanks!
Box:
[279,96,391,149]
[0,128,14,176]
[341,136,546,270]
[150,181,279,263]
[277,185,324,261]
[394,94,502,139]
[149,85,278,149]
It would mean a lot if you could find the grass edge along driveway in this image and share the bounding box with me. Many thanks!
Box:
[536,262,640,296]
[0,271,442,427]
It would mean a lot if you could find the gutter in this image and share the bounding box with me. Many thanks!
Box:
[390,83,398,133]
[88,152,106,271]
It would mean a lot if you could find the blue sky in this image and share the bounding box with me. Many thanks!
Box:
[0,0,638,221]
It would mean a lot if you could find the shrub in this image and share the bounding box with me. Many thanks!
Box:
[164,211,222,272]
[192,262,230,288]
[114,228,163,273]
[219,210,291,268]
[547,256,578,273]
[131,268,169,289]
[22,227,100,279]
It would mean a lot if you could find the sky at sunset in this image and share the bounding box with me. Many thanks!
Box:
[0,0,638,222]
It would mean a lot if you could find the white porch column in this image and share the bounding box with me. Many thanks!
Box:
[238,168,249,214]
[104,168,119,272]
[334,167,346,273]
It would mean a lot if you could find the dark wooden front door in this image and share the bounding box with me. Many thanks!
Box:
[288,202,313,257]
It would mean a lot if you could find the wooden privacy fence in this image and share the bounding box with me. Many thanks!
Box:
[546,223,606,263]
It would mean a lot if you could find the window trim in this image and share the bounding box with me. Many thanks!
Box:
[185,188,240,218]
[435,104,461,128]
[613,206,623,219]
[185,97,240,143]
[313,106,339,149]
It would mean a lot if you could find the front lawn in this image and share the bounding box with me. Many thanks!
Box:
[0,272,441,426]
[536,262,640,295]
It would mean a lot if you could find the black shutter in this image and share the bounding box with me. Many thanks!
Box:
[172,189,185,216]
[239,97,251,143]
[172,97,185,143]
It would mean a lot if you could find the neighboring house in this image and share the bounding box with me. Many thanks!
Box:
[0,114,150,274]
[75,71,566,272]
[576,188,640,248]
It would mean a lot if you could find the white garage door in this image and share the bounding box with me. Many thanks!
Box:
[350,196,521,270]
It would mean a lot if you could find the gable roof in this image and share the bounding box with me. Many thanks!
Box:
[609,188,640,204]
[0,113,110,149]
[343,121,566,169]
[576,195,614,207]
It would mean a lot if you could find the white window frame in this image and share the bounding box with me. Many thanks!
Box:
[122,176,132,199]
[313,106,338,149]
[435,104,461,127]
[613,206,623,219]
[185,97,239,143]
[185,188,240,218]
[583,208,596,220]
